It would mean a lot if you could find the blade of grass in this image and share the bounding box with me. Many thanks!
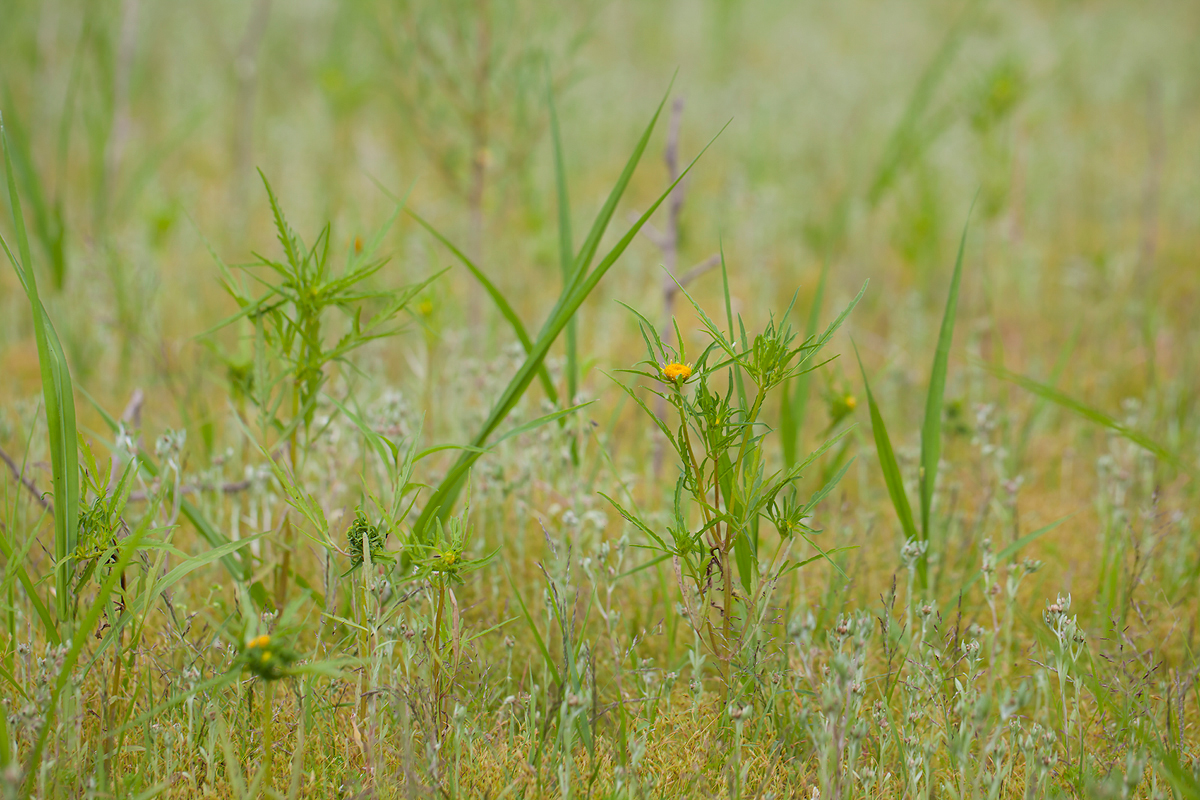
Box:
[867,3,976,205]
[504,565,561,686]
[407,210,558,404]
[2,116,79,628]
[413,86,728,538]
[719,242,747,407]
[781,258,829,468]
[549,73,578,405]
[0,94,66,289]
[960,515,1071,593]
[1013,322,1080,473]
[855,344,920,550]
[919,210,970,540]
[978,361,1180,469]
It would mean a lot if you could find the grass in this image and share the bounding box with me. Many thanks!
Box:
[1,0,1199,797]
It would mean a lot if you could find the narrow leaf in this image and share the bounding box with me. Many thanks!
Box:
[855,346,919,547]
[920,211,970,539]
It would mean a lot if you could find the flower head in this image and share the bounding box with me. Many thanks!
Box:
[844,395,857,411]
[244,632,295,681]
[661,362,693,382]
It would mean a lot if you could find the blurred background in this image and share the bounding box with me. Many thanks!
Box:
[2,0,1198,549]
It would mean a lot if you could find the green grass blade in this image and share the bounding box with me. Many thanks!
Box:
[491,401,594,447]
[719,243,748,406]
[407,209,558,403]
[0,526,59,644]
[1012,324,1080,472]
[2,116,79,626]
[980,360,1182,469]
[549,76,578,405]
[781,259,829,468]
[854,345,919,546]
[919,212,969,540]
[562,78,674,300]
[0,96,66,289]
[412,90,725,538]
[504,566,561,685]
[959,515,1071,594]
[866,6,972,205]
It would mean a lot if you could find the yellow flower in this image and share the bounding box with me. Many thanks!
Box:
[441,551,459,568]
[845,395,857,411]
[248,634,271,649]
[661,362,693,382]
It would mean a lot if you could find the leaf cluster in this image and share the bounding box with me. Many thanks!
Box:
[205,172,439,443]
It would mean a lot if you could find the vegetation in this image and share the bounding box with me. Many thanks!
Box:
[1,1,1198,797]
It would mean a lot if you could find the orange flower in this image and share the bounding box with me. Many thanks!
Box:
[248,634,271,649]
[661,362,693,382]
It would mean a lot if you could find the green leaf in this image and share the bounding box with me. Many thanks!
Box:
[412,84,726,538]
[855,345,920,547]
[492,401,594,447]
[959,515,1071,594]
[781,259,829,468]
[980,361,1181,469]
[805,456,856,513]
[549,74,578,406]
[407,210,558,404]
[920,211,970,540]
[504,566,561,685]
[79,386,247,579]
[21,515,151,793]
[2,116,79,627]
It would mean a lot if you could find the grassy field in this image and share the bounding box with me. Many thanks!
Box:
[2,0,1199,797]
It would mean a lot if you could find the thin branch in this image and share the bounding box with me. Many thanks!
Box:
[664,254,721,302]
[0,445,52,512]
[128,480,252,504]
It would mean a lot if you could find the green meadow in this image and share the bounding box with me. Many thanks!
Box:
[1,0,1199,797]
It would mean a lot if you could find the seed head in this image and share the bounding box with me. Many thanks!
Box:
[347,511,386,566]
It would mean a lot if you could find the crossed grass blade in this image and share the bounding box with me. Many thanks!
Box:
[413,83,730,540]
[405,209,559,404]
